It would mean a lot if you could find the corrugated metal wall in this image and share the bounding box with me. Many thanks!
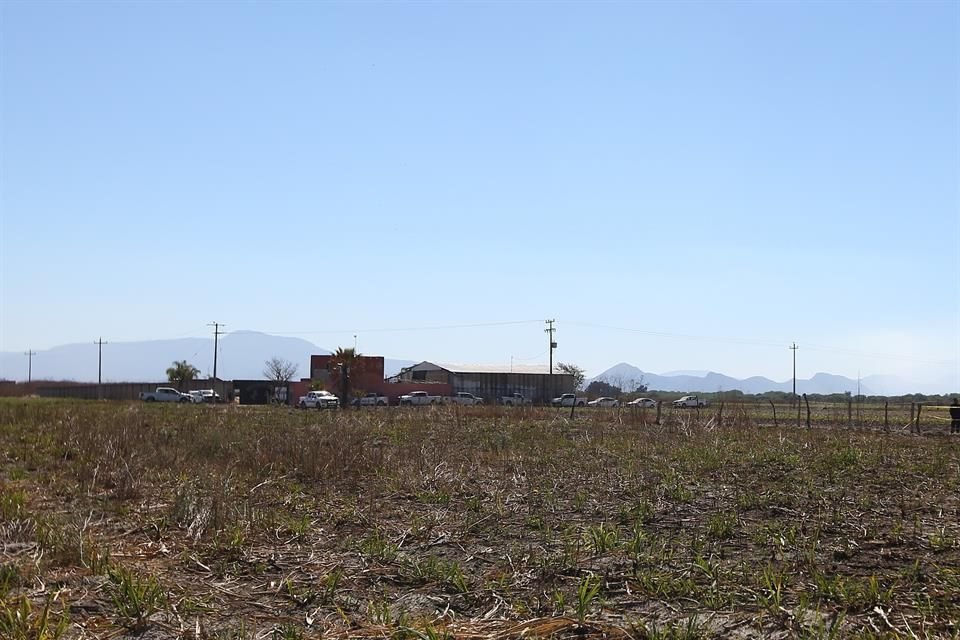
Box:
[452,373,574,404]
[36,379,233,401]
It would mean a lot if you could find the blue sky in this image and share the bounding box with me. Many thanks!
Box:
[1,1,957,389]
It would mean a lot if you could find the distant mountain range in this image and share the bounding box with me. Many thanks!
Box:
[1,333,952,396]
[0,331,414,383]
[586,362,953,397]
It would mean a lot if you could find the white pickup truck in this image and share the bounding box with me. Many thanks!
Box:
[298,390,340,409]
[140,387,190,403]
[672,395,708,408]
[352,392,389,407]
[502,393,532,406]
[399,391,444,406]
[551,393,587,407]
[450,392,483,406]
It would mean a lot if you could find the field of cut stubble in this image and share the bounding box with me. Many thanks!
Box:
[1,400,958,639]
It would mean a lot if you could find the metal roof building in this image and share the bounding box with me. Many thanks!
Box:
[393,361,574,404]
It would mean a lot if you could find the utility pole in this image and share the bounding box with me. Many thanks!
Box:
[208,322,225,383]
[857,370,861,427]
[95,337,108,384]
[790,342,799,427]
[545,319,557,401]
[545,319,556,374]
[790,342,798,398]
[24,350,36,382]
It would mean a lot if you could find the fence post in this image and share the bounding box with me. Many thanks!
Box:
[769,399,778,428]
[884,401,888,432]
[915,403,922,434]
[803,393,811,428]
[656,401,662,425]
[847,399,852,427]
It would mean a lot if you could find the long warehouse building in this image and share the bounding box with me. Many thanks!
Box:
[392,361,574,404]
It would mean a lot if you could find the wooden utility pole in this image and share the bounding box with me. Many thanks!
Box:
[24,350,36,382]
[95,337,108,384]
[208,322,225,383]
[545,319,556,374]
[545,319,556,398]
[790,343,799,427]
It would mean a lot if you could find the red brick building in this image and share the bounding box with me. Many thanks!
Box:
[309,354,386,395]
[287,354,452,405]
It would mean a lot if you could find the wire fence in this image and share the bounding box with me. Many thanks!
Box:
[604,399,957,434]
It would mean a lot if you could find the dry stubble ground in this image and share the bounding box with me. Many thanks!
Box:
[0,399,958,639]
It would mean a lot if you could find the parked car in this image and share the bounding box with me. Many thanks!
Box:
[672,395,707,408]
[588,397,620,407]
[628,398,657,408]
[199,389,221,403]
[139,387,190,403]
[502,392,532,406]
[399,391,444,406]
[186,390,205,404]
[352,392,389,407]
[298,390,340,409]
[551,393,587,407]
[450,392,483,406]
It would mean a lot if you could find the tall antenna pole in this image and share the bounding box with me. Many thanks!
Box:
[208,322,225,382]
[95,337,108,384]
[24,350,36,383]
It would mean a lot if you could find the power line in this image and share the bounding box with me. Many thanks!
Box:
[564,321,955,365]
[802,343,954,365]
[257,319,544,335]
[564,321,788,348]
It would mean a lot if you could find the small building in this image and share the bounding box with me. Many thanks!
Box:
[310,354,386,395]
[306,354,452,405]
[233,379,280,405]
[393,361,573,404]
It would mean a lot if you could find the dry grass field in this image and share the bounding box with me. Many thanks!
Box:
[1,400,958,639]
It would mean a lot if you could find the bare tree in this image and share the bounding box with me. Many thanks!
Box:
[557,362,585,391]
[263,357,298,383]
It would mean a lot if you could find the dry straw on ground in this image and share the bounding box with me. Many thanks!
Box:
[1,400,958,639]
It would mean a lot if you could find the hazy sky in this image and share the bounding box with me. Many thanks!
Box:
[1,1,957,388]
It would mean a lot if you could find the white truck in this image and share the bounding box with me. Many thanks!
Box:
[672,395,708,408]
[352,392,389,407]
[298,390,340,409]
[551,393,587,407]
[140,387,191,403]
[502,392,532,406]
[399,391,445,406]
[449,392,483,406]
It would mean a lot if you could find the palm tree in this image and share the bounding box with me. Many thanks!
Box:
[329,347,362,406]
[166,360,200,390]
